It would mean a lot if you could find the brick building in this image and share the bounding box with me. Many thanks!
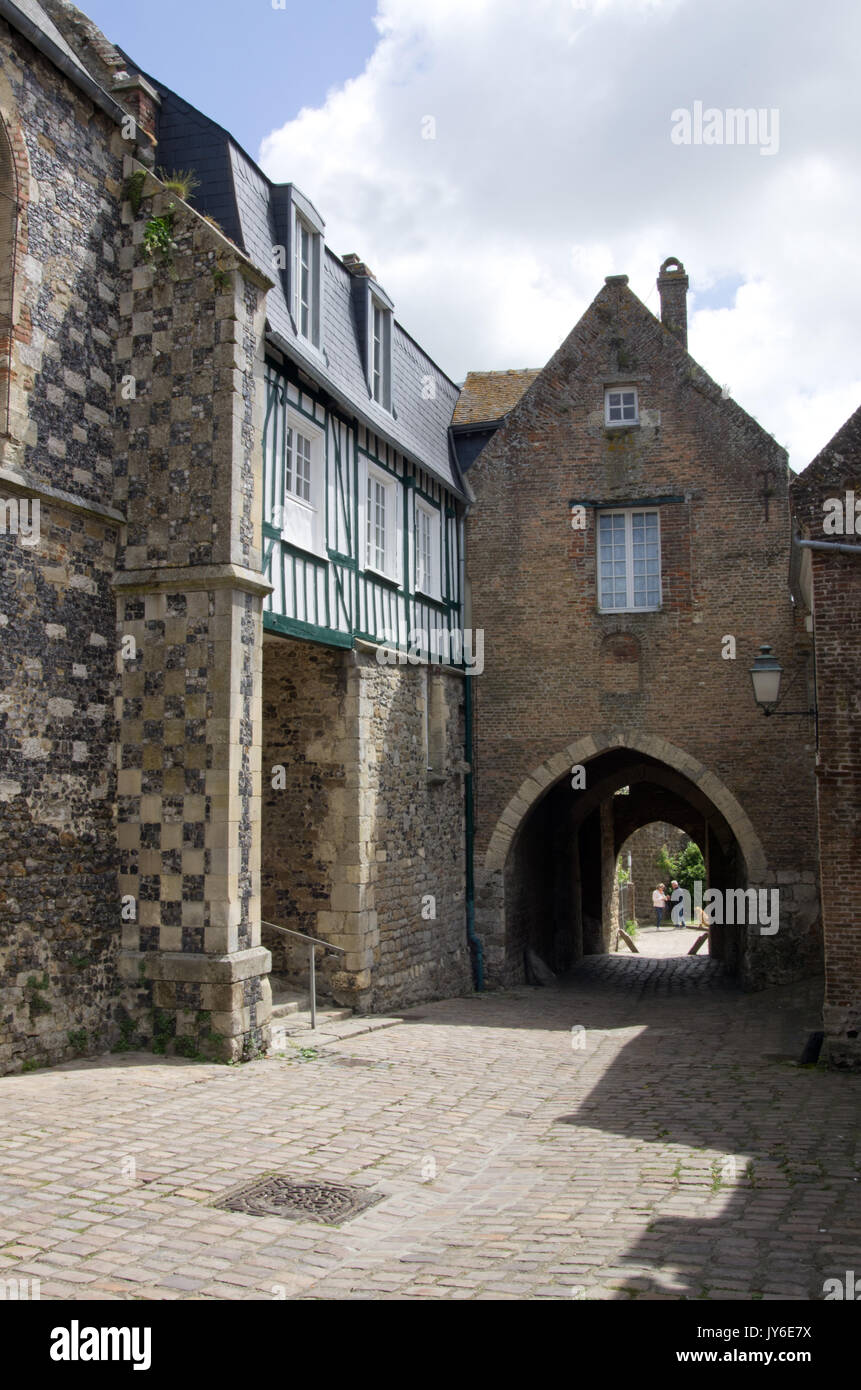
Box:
[453,261,822,990]
[791,407,861,1069]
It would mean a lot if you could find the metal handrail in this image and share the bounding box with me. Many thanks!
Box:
[260,921,346,1030]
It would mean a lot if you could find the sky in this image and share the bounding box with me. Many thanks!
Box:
[87,0,861,471]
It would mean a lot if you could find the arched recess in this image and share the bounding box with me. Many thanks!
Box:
[484,730,767,879]
[475,731,769,985]
[0,112,19,434]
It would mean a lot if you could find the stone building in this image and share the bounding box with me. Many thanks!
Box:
[2,2,856,1078]
[0,0,472,1074]
[453,261,822,990]
[0,0,136,1075]
[790,407,861,1069]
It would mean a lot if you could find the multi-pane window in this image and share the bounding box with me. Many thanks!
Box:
[369,297,391,408]
[605,387,638,425]
[367,474,387,572]
[416,504,434,594]
[598,509,661,610]
[372,304,383,403]
[293,212,314,341]
[285,426,312,503]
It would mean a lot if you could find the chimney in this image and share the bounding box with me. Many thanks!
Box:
[342,253,375,281]
[112,72,161,154]
[657,256,689,349]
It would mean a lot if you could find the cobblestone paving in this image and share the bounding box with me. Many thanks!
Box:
[1,955,859,1301]
[616,924,706,958]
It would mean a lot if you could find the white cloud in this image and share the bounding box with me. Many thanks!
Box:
[259,0,861,469]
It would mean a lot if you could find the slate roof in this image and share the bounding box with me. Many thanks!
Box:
[451,369,542,426]
[148,77,464,497]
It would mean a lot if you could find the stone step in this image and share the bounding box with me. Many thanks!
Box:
[268,1012,404,1052]
[270,990,353,1031]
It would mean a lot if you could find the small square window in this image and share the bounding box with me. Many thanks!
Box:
[605,387,638,426]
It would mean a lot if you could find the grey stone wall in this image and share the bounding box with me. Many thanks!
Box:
[261,636,472,1011]
[0,22,124,1072]
[362,654,471,1009]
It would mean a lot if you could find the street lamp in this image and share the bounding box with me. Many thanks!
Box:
[749,644,783,715]
[749,644,816,718]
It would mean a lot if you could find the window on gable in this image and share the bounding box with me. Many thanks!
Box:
[597,508,661,611]
[605,387,638,426]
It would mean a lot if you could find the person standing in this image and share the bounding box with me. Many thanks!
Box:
[669,879,686,928]
[652,883,667,929]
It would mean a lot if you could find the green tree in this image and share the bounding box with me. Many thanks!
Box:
[657,839,706,901]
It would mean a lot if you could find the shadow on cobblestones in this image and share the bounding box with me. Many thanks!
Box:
[547,955,850,1299]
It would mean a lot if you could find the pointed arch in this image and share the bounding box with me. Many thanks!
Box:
[483,729,768,880]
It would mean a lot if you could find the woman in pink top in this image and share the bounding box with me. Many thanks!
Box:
[652,883,667,929]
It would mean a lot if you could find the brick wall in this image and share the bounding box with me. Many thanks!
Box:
[791,406,861,1069]
[467,272,820,988]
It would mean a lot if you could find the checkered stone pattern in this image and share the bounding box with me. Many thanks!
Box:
[118,588,212,955]
[115,584,269,1053]
[113,169,272,1060]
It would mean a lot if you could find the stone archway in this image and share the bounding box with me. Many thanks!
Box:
[475,731,772,986]
[484,730,768,878]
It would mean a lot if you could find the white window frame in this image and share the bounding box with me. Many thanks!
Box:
[604,386,639,427]
[369,295,392,410]
[280,409,325,556]
[292,208,321,348]
[414,499,441,600]
[597,507,662,612]
[361,459,401,583]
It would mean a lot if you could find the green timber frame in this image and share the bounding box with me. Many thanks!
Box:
[262,356,463,656]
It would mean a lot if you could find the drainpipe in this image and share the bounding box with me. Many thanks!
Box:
[459,512,484,991]
[793,537,861,555]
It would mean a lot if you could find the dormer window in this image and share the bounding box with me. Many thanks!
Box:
[293,212,315,341]
[282,185,324,349]
[605,387,638,426]
[370,295,392,409]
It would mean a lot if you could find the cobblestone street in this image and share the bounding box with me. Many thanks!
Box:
[1,956,858,1301]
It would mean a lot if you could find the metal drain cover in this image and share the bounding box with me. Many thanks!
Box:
[216,1176,383,1225]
